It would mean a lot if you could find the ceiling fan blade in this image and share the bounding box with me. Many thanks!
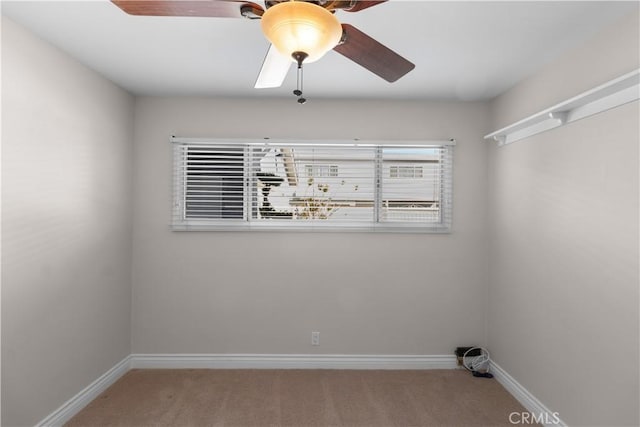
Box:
[333,24,415,83]
[111,1,263,18]
[343,1,388,13]
[255,45,292,89]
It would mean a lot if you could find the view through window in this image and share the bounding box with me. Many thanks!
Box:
[172,140,453,231]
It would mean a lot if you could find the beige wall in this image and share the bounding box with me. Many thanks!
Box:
[488,11,639,427]
[130,97,490,355]
[1,17,134,426]
[3,5,639,426]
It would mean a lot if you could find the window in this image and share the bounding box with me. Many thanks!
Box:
[389,165,423,179]
[305,164,339,178]
[172,139,453,232]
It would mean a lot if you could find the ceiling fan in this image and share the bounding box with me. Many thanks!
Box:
[111,0,415,102]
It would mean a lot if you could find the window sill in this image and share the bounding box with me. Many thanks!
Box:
[170,221,451,234]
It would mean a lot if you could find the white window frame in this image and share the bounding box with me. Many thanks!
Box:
[171,137,455,233]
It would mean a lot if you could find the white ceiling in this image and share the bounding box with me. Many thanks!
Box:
[2,0,637,100]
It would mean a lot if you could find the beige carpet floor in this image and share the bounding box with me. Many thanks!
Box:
[66,369,533,427]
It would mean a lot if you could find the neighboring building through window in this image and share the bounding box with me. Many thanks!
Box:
[172,139,454,232]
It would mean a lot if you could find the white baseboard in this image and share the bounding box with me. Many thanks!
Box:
[41,354,567,427]
[130,353,458,370]
[36,355,131,427]
[490,361,567,427]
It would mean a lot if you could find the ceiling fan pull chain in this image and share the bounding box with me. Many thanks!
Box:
[297,65,307,104]
[294,64,301,96]
[292,51,308,104]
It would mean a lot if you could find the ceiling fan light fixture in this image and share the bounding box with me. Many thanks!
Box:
[261,1,342,64]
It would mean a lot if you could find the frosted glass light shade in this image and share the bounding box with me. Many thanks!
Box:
[261,1,342,64]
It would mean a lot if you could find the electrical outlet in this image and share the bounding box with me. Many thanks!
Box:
[311,331,320,346]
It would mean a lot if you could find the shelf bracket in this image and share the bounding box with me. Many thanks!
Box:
[548,111,569,124]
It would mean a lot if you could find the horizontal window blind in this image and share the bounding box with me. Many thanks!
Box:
[172,140,453,232]
[381,146,452,226]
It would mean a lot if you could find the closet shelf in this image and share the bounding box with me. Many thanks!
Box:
[485,69,639,146]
